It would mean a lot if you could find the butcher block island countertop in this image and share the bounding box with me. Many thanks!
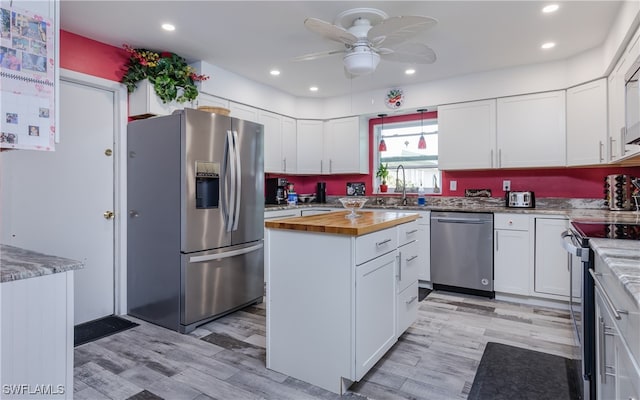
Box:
[264,210,419,236]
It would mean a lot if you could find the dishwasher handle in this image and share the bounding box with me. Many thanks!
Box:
[433,217,489,224]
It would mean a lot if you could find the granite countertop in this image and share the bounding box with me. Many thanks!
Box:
[589,239,640,308]
[1,244,84,283]
[265,210,419,236]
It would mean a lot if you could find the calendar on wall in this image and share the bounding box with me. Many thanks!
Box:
[0,3,55,151]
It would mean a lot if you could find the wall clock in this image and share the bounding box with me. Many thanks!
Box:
[385,88,404,109]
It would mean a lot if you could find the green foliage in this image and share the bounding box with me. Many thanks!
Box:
[376,163,389,184]
[121,45,209,104]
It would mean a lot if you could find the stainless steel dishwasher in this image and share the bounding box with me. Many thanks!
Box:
[430,211,494,297]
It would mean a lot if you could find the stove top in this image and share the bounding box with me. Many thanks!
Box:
[572,221,640,240]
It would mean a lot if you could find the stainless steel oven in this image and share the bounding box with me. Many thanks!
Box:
[562,220,640,400]
[561,225,595,400]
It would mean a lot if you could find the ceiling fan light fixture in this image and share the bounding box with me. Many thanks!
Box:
[343,50,380,75]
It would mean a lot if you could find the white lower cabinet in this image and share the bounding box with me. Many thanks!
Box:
[534,217,576,299]
[267,219,419,394]
[355,250,397,380]
[1,272,74,399]
[414,211,431,282]
[493,213,531,296]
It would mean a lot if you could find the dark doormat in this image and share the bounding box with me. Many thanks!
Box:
[74,315,138,347]
[418,287,432,301]
[468,342,581,400]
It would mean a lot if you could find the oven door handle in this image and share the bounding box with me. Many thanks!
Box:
[561,230,590,262]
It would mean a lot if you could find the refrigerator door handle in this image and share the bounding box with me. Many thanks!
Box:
[189,242,264,263]
[232,130,242,231]
[226,130,237,232]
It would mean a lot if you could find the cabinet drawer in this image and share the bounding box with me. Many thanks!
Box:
[356,227,398,265]
[398,220,420,247]
[415,211,431,225]
[494,213,529,230]
[398,240,420,293]
[397,281,419,335]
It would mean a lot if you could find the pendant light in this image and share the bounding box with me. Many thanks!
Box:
[417,109,427,150]
[378,113,387,152]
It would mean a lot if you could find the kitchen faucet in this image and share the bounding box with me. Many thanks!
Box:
[396,164,407,206]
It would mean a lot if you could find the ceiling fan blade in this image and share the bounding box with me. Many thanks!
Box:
[292,49,345,62]
[304,17,358,45]
[381,43,437,64]
[368,16,438,47]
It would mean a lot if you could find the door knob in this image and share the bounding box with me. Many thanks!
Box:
[103,210,115,219]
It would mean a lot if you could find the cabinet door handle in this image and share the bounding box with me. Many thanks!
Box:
[320,160,323,173]
[490,149,494,168]
[599,141,604,163]
[398,251,402,281]
[329,159,333,173]
[599,316,606,383]
[406,255,418,263]
[495,231,499,251]
[498,149,502,167]
[609,136,616,159]
[406,229,418,235]
[376,239,392,247]
[283,158,287,172]
[406,295,418,305]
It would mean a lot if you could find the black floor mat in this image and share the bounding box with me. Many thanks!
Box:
[468,342,580,400]
[74,315,138,347]
[418,287,432,301]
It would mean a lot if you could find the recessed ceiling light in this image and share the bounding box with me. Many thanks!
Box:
[542,4,559,13]
[309,86,319,92]
[405,69,416,75]
[161,23,175,31]
[270,69,280,76]
[541,42,556,49]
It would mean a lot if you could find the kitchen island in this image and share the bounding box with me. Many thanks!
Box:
[265,210,420,394]
[1,244,83,399]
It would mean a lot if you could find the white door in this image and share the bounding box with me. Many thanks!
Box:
[0,75,117,324]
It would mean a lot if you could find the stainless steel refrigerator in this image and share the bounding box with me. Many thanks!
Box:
[127,108,264,333]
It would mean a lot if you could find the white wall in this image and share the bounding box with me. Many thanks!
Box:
[194,4,640,121]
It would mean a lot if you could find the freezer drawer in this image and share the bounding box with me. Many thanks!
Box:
[181,241,264,331]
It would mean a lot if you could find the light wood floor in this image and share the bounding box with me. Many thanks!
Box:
[73,291,579,400]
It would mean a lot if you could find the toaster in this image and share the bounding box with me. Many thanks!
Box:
[506,191,535,208]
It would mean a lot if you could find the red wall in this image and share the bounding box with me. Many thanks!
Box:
[61,31,640,199]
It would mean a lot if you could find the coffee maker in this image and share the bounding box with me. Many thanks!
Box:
[266,177,288,204]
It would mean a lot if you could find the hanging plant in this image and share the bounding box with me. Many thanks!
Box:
[121,44,209,104]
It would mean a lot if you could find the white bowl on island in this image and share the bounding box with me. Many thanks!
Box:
[338,197,368,219]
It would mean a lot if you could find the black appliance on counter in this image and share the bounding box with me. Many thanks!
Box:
[316,182,327,203]
[266,177,288,205]
[561,220,640,400]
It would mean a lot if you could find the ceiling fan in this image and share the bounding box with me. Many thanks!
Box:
[294,8,438,77]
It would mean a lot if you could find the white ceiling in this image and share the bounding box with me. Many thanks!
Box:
[60,1,623,99]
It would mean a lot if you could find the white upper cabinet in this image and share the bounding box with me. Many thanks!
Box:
[229,101,259,122]
[260,110,284,173]
[281,117,297,174]
[609,25,640,163]
[296,120,324,174]
[497,90,567,168]
[323,116,368,174]
[566,79,608,166]
[194,93,230,110]
[438,99,497,170]
[608,55,628,161]
[260,111,297,174]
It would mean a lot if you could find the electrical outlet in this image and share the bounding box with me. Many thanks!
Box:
[503,180,511,191]
[450,180,457,191]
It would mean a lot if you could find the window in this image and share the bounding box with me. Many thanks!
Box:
[374,113,441,194]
